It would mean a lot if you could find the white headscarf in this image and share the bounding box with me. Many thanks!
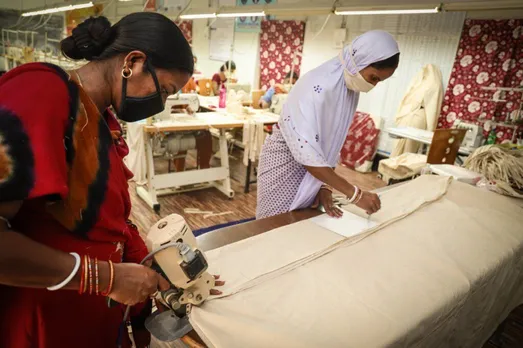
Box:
[278,30,400,210]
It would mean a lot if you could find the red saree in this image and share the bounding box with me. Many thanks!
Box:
[0,63,149,348]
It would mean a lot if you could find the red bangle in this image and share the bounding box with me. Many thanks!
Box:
[83,256,88,294]
[78,256,85,295]
[88,257,93,295]
[102,260,114,296]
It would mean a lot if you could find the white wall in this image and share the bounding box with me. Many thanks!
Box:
[191,18,260,88]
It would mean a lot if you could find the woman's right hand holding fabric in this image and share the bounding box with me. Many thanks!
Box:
[107,263,170,306]
[356,191,381,215]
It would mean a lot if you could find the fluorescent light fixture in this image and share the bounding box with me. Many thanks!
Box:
[22,2,94,17]
[180,13,217,19]
[335,7,440,16]
[216,11,265,18]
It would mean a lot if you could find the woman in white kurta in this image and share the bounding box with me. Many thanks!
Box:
[257,30,400,219]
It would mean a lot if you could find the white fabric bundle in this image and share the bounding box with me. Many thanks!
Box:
[242,120,266,166]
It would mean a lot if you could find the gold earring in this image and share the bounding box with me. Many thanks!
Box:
[122,65,133,79]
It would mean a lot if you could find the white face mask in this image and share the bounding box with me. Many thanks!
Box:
[339,47,375,93]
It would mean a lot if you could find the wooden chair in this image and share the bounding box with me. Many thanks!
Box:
[378,128,468,185]
[251,90,265,109]
[198,78,213,96]
[427,129,467,164]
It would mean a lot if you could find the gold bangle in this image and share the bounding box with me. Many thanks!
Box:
[83,255,88,294]
[321,184,333,192]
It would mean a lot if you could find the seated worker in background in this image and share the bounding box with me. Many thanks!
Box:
[212,60,236,95]
[259,71,299,109]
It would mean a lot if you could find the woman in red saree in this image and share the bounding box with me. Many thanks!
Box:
[0,13,221,348]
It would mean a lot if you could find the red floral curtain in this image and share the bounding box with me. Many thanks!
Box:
[340,112,380,172]
[438,19,523,143]
[175,20,193,44]
[259,20,306,90]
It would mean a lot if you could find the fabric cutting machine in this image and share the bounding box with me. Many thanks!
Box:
[144,214,215,342]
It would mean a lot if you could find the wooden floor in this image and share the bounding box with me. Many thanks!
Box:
[130,153,522,348]
[128,152,385,234]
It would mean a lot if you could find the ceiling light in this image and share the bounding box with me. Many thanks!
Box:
[216,11,265,18]
[22,2,94,17]
[335,7,440,16]
[180,13,217,19]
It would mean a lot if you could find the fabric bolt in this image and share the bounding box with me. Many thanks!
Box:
[340,111,381,172]
[259,20,305,91]
[438,19,523,143]
[391,64,444,157]
[191,175,523,348]
[0,63,148,348]
[257,30,399,218]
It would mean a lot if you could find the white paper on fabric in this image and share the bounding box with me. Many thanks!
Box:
[190,176,523,348]
[310,211,377,238]
[277,31,399,211]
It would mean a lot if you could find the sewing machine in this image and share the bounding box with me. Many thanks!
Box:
[145,214,215,342]
[453,120,483,149]
[161,94,200,120]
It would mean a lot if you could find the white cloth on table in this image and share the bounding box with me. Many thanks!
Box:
[378,152,428,180]
[191,175,523,347]
[124,122,147,185]
[242,120,266,166]
[391,64,444,157]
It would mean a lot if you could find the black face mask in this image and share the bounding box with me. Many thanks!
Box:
[118,61,164,122]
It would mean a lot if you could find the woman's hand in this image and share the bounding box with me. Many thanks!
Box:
[311,188,343,218]
[108,263,170,306]
[355,191,381,215]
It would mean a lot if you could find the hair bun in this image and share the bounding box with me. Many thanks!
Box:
[61,16,113,61]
